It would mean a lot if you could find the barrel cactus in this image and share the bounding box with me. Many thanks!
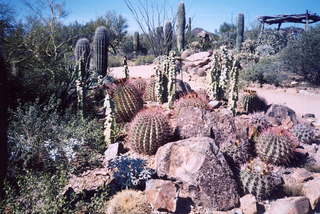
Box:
[240,159,283,200]
[129,108,171,155]
[174,92,208,114]
[112,83,143,123]
[93,26,108,76]
[241,92,267,114]
[143,78,158,102]
[128,77,147,95]
[255,128,295,165]
[221,139,253,167]
[291,123,317,144]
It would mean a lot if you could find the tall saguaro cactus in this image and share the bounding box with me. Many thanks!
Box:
[0,45,8,200]
[176,2,186,53]
[133,31,140,54]
[164,21,173,55]
[236,13,244,51]
[93,26,108,77]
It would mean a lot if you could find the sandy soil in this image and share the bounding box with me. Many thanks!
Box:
[110,64,320,121]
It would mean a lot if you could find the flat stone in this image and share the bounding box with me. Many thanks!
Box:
[240,194,257,214]
[266,196,310,214]
[186,51,212,62]
[145,179,178,213]
[155,137,240,211]
[302,177,320,209]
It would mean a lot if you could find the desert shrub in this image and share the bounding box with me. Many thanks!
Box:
[7,98,105,175]
[241,56,287,86]
[109,55,124,67]
[280,25,320,85]
[134,55,155,65]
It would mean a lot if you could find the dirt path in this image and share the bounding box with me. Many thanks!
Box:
[110,65,320,120]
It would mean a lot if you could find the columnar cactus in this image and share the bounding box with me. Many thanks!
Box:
[133,31,140,54]
[75,38,90,117]
[123,56,129,79]
[113,83,144,123]
[176,2,186,52]
[104,90,115,144]
[187,17,192,39]
[228,56,241,115]
[129,108,171,155]
[219,46,232,93]
[0,45,8,200]
[240,159,283,200]
[236,13,244,51]
[93,26,108,76]
[155,62,164,103]
[255,128,295,165]
[209,51,222,100]
[291,123,317,144]
[167,51,177,108]
[164,21,173,55]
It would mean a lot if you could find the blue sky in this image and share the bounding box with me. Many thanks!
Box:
[5,0,320,33]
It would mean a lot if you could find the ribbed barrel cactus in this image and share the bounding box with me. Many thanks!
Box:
[176,2,186,52]
[240,159,283,200]
[241,91,267,114]
[255,128,295,165]
[129,108,171,155]
[291,123,317,144]
[112,83,143,123]
[174,92,208,114]
[143,78,158,102]
[93,26,108,76]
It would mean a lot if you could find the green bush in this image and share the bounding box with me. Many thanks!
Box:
[109,55,124,67]
[241,56,287,86]
[280,26,320,85]
[134,55,155,65]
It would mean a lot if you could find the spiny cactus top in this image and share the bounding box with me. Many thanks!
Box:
[174,92,208,114]
[241,91,267,114]
[75,38,90,63]
[240,158,283,200]
[255,127,295,165]
[291,123,317,144]
[129,108,172,155]
[93,26,108,76]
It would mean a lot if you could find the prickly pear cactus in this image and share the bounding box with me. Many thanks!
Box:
[255,128,295,165]
[240,159,283,200]
[93,26,108,76]
[113,83,143,123]
[129,108,171,155]
[291,123,317,144]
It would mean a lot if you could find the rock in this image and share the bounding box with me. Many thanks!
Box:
[302,177,320,209]
[181,49,194,59]
[186,51,212,62]
[63,168,113,194]
[303,113,316,119]
[175,107,216,139]
[212,208,243,214]
[175,79,193,98]
[266,196,310,214]
[104,142,124,164]
[297,144,320,172]
[240,194,257,214]
[208,100,222,109]
[197,67,207,77]
[155,137,240,211]
[266,104,298,126]
[145,179,179,213]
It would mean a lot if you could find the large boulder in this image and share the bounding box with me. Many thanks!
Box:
[155,137,240,211]
[266,104,298,126]
[265,196,310,214]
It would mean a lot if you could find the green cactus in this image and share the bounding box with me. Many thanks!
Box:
[291,123,317,144]
[113,83,143,123]
[241,92,267,114]
[93,26,108,76]
[129,108,171,155]
[176,2,186,52]
[164,21,173,55]
[255,128,295,165]
[240,159,283,200]
[104,90,115,144]
[209,51,222,100]
[227,56,240,115]
[167,51,177,108]
[75,38,90,66]
[133,32,140,54]
[236,13,244,51]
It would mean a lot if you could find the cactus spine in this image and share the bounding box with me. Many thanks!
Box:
[133,31,140,54]
[176,2,186,52]
[167,51,177,108]
[164,21,173,55]
[236,13,244,52]
[129,108,171,155]
[93,26,108,77]
[75,38,90,117]
[228,56,240,115]
[104,90,115,144]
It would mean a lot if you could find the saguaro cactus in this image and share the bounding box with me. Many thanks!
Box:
[75,38,90,117]
[0,45,8,200]
[93,26,108,76]
[133,31,140,54]
[176,2,186,53]
[164,21,173,55]
[236,13,244,51]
